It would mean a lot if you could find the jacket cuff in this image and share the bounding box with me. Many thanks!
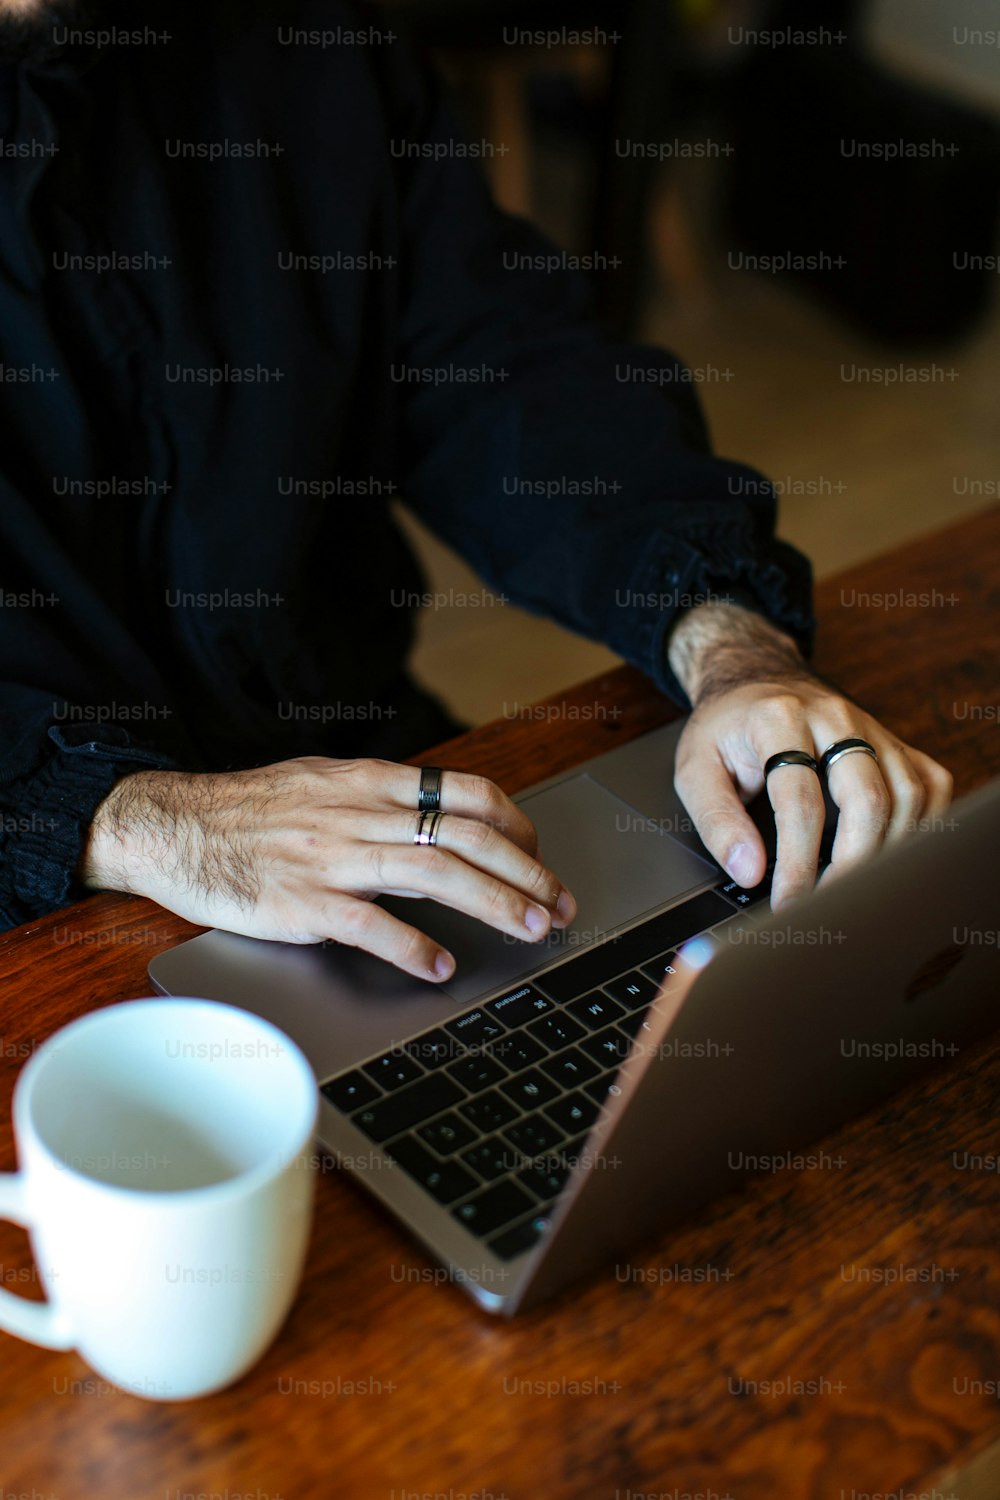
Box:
[621,524,816,709]
[8,726,175,922]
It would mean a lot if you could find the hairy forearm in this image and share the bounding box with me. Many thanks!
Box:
[79,770,185,893]
[79,769,226,902]
[666,601,813,705]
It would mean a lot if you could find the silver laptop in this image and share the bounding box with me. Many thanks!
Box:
[148,719,1000,1314]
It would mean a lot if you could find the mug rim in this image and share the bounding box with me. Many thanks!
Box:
[13,997,318,1205]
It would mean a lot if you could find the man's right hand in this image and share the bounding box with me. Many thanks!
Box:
[79,757,577,982]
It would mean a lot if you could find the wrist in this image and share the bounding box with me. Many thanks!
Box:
[78,769,190,896]
[666,600,807,706]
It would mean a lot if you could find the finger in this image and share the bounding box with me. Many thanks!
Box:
[673,743,768,888]
[310,893,456,982]
[820,749,892,882]
[402,766,539,856]
[872,742,927,843]
[360,842,558,943]
[752,726,826,910]
[358,811,576,926]
[897,744,954,827]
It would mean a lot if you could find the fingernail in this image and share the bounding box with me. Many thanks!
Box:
[555,890,576,924]
[524,905,548,935]
[726,841,756,886]
[433,950,454,980]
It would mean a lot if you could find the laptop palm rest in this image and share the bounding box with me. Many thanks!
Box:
[148,771,716,1079]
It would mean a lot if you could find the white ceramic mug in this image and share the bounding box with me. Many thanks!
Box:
[0,997,317,1400]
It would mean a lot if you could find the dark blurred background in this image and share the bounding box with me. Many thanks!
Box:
[375,0,1000,722]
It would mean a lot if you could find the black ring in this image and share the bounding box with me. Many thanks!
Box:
[763,749,820,784]
[820,738,879,775]
[417,766,443,813]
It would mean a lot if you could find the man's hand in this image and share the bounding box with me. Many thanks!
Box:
[667,601,953,910]
[80,758,577,980]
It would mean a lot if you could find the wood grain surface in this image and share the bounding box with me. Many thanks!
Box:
[0,507,997,1500]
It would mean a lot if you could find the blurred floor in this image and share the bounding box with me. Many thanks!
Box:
[397,96,1000,728]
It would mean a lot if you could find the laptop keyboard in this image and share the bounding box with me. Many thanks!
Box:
[320,876,770,1262]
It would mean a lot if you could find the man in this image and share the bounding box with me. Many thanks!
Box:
[0,0,952,981]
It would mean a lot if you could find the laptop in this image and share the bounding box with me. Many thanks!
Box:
[148,718,1000,1314]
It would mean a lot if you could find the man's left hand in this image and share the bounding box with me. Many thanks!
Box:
[667,601,954,910]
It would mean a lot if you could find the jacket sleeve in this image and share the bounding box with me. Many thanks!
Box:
[0,684,175,930]
[378,35,815,705]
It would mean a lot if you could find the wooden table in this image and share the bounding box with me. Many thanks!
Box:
[1,508,998,1500]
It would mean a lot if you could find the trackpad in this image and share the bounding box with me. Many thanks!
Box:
[383,772,717,1004]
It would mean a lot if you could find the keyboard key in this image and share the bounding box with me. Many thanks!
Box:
[459,1089,517,1134]
[445,1008,507,1047]
[384,1135,478,1204]
[461,1136,520,1182]
[579,1027,634,1067]
[417,1112,476,1155]
[640,951,680,985]
[485,983,553,1028]
[566,991,625,1030]
[559,1135,588,1170]
[717,877,771,909]
[603,971,659,1010]
[487,1212,551,1261]
[405,1028,464,1070]
[617,1006,652,1039]
[544,1091,601,1134]
[452,1180,535,1238]
[539,1046,600,1089]
[353,1074,464,1143]
[499,1069,560,1110]
[517,1152,573,1203]
[527,1012,585,1052]
[535,890,732,1003]
[362,1050,424,1091]
[502,1112,566,1156]
[321,1071,381,1112]
[583,1071,625,1106]
[446,1053,506,1092]
[489,1032,546,1072]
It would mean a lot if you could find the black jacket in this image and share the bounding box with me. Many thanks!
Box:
[0,0,814,929]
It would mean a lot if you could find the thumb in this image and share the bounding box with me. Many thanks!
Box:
[674,747,767,888]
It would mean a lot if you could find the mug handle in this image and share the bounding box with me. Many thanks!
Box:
[0,1173,74,1349]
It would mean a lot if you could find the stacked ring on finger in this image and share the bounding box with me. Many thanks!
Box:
[414,809,444,846]
[819,737,878,774]
[763,748,820,784]
[417,765,444,813]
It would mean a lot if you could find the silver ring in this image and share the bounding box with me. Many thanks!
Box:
[414,809,443,847]
[820,738,879,774]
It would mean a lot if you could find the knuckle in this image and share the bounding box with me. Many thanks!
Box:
[844,781,891,836]
[931,762,954,798]
[776,777,824,815]
[694,805,740,843]
[759,692,806,726]
[895,770,926,814]
[397,925,434,971]
[339,900,381,946]
[467,774,500,813]
[859,779,892,818]
[364,842,390,887]
[420,847,449,880]
[458,816,494,853]
[482,877,515,921]
[523,861,558,903]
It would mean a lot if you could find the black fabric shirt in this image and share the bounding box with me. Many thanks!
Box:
[0,0,814,930]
